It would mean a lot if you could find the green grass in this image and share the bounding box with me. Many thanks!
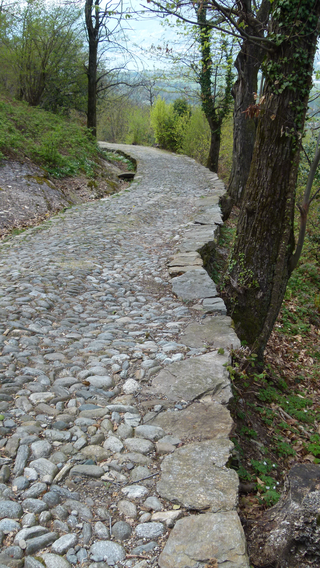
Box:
[0,97,100,177]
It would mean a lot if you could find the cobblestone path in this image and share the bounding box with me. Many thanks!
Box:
[0,145,249,568]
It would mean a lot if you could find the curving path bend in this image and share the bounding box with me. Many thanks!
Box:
[0,144,249,568]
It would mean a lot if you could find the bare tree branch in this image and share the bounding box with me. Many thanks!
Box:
[290,135,320,271]
[144,0,274,50]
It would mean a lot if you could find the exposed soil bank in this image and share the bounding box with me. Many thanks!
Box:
[0,157,127,238]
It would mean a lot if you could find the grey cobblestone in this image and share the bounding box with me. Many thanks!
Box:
[0,144,249,567]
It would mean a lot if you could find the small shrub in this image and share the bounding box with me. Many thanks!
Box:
[173,98,191,117]
[150,96,189,152]
[180,107,210,165]
[125,107,154,146]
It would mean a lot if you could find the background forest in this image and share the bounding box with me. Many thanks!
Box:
[0,0,235,169]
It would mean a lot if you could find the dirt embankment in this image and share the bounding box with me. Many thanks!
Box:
[0,157,127,238]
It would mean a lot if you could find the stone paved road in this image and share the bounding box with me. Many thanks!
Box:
[0,145,249,568]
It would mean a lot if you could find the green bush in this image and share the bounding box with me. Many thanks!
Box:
[150,97,176,151]
[180,107,210,165]
[150,96,189,152]
[125,107,154,146]
[173,98,191,117]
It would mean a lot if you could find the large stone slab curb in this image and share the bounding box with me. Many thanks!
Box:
[157,439,239,511]
[168,251,204,276]
[168,264,203,276]
[178,194,224,288]
[151,399,233,440]
[169,252,203,267]
[181,316,241,350]
[158,512,249,568]
[194,204,223,225]
[172,268,218,300]
[151,351,232,403]
[164,169,250,566]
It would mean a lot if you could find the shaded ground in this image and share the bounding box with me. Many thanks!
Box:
[214,209,320,558]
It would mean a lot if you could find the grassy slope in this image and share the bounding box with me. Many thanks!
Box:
[0,97,136,238]
[0,97,100,177]
[0,96,134,178]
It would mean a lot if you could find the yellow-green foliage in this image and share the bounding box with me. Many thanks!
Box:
[150,96,188,152]
[150,97,177,150]
[180,106,210,165]
[126,107,154,146]
[218,114,233,185]
[150,97,233,175]
[98,98,130,143]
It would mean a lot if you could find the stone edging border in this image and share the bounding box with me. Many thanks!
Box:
[153,169,250,568]
[100,144,250,568]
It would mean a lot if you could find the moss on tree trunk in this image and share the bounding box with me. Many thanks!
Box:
[223,0,320,360]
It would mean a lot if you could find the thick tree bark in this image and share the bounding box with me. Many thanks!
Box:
[248,464,320,567]
[226,41,259,208]
[223,0,320,360]
[222,0,270,218]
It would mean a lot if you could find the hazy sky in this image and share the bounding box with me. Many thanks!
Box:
[121,0,182,69]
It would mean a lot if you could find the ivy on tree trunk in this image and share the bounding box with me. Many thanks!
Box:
[196,3,233,173]
[223,0,320,360]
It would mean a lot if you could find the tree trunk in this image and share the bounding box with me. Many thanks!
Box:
[85,0,99,137]
[223,0,320,360]
[248,464,320,567]
[207,120,222,173]
[196,3,233,173]
[222,0,270,219]
[226,41,259,208]
[87,34,97,136]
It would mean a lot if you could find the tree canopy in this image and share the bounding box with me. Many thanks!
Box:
[0,0,86,112]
